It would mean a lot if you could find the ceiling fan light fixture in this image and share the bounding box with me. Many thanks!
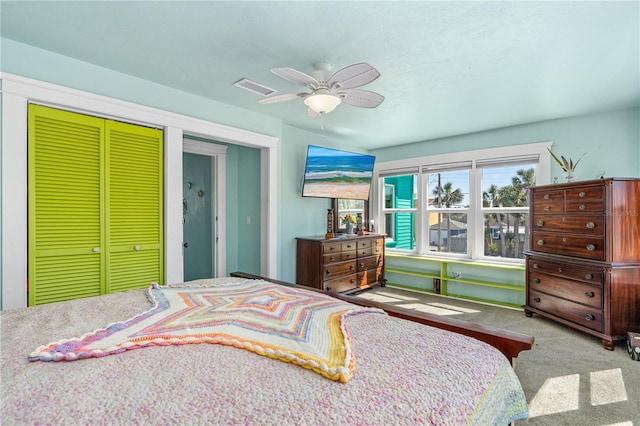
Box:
[304,90,342,114]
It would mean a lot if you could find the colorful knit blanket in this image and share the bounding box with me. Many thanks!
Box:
[29,280,385,383]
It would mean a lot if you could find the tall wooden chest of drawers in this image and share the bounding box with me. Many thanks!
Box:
[524,178,640,350]
[296,234,386,294]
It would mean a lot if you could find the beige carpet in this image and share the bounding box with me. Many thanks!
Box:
[355,285,640,426]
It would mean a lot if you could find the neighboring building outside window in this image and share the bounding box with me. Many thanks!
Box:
[376,142,552,264]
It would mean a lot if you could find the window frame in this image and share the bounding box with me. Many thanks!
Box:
[374,142,552,264]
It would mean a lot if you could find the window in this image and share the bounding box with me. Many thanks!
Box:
[375,142,552,263]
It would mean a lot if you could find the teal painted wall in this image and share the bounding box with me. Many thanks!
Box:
[372,108,640,180]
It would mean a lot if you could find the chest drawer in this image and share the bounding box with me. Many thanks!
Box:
[323,260,356,280]
[357,239,372,249]
[528,258,604,284]
[324,250,356,264]
[528,289,603,332]
[565,186,604,202]
[528,272,603,309]
[532,233,605,260]
[565,200,605,213]
[533,214,604,236]
[533,189,564,204]
[323,242,342,255]
[341,241,358,252]
[357,254,383,272]
[323,274,358,293]
[533,202,564,214]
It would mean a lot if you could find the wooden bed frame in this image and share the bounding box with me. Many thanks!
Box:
[231,272,534,364]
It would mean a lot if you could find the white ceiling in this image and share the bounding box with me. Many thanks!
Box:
[1,1,638,150]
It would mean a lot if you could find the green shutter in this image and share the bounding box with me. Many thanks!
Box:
[28,105,105,305]
[106,120,164,293]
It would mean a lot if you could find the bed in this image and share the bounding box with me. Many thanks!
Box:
[1,276,532,425]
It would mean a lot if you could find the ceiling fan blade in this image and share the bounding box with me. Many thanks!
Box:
[307,107,321,118]
[328,63,380,90]
[271,68,319,88]
[258,92,305,104]
[340,89,385,108]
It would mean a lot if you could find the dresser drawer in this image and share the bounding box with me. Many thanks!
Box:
[323,251,356,264]
[357,254,383,272]
[532,189,564,204]
[323,274,358,293]
[357,239,372,249]
[529,289,603,332]
[528,272,603,309]
[323,242,342,254]
[565,186,604,202]
[341,241,358,252]
[323,260,356,279]
[565,200,605,213]
[528,258,604,284]
[358,248,373,257]
[358,268,383,289]
[372,238,384,255]
[532,233,605,260]
[532,214,605,236]
[532,202,564,214]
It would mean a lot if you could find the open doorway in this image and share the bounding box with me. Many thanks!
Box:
[182,139,227,280]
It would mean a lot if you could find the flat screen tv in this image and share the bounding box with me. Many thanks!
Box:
[302,145,376,200]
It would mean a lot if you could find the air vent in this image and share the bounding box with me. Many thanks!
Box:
[233,78,277,97]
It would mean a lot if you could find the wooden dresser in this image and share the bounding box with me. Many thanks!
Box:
[524,178,640,350]
[296,234,386,294]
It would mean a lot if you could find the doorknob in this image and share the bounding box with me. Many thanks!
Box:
[183,242,189,248]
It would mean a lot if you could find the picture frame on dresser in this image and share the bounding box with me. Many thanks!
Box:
[523,178,640,350]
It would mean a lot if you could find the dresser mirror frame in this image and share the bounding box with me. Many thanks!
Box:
[333,198,370,234]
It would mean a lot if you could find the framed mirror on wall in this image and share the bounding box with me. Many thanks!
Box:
[333,198,370,233]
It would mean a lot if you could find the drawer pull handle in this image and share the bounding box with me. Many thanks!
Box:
[536,220,544,227]
[544,206,551,211]
[579,191,586,198]
[544,194,550,200]
[350,279,355,284]
[584,291,595,298]
[579,204,586,211]
[330,247,335,251]
[92,247,100,253]
[325,286,331,291]
[586,222,595,229]
[586,244,596,251]
[326,270,331,275]
[585,273,594,280]
[350,265,355,271]
[585,314,595,321]
[533,297,541,303]
[558,267,563,272]
[134,245,141,251]
[360,263,365,268]
[533,278,540,284]
[329,256,335,262]
[537,240,545,246]
[532,263,539,269]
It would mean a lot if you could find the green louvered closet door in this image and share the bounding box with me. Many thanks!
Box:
[28,105,163,306]
[106,120,163,293]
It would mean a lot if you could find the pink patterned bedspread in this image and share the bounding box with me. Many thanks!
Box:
[1,277,527,425]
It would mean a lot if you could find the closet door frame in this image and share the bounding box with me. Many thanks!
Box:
[1,73,278,309]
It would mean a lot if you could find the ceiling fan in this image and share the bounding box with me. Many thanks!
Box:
[258,62,384,117]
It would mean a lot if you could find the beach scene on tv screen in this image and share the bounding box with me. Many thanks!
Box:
[303,146,375,199]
